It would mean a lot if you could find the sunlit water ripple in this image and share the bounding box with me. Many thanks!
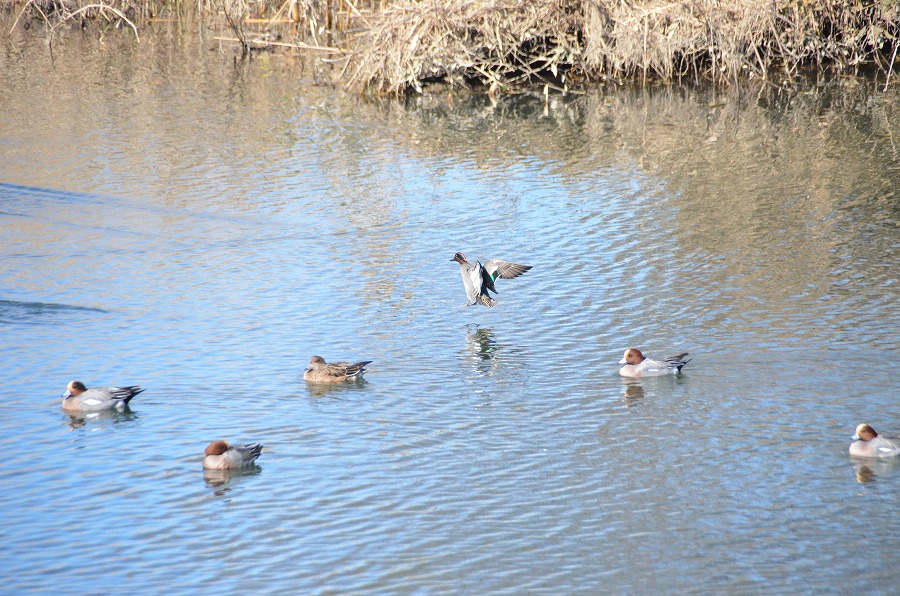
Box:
[1,22,898,594]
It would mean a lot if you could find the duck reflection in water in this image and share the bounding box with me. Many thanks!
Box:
[203,466,263,490]
[302,378,369,399]
[855,465,876,484]
[467,325,500,360]
[64,408,138,430]
[851,458,899,484]
[464,325,507,376]
[621,382,645,405]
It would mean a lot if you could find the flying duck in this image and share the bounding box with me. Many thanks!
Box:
[451,252,532,307]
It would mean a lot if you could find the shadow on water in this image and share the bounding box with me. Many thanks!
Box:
[0,181,105,209]
[203,465,263,490]
[0,299,108,325]
[63,407,138,430]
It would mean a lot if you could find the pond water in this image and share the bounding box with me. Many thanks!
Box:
[1,19,899,594]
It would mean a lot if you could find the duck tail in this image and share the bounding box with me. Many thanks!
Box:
[348,361,373,377]
[119,386,145,404]
[476,294,498,307]
[247,443,263,460]
[670,353,692,372]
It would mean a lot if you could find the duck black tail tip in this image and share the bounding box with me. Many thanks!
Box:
[676,357,693,372]
[124,386,145,404]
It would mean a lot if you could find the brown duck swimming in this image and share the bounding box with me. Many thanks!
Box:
[303,355,372,383]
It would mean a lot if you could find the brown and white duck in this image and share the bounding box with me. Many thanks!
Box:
[203,441,264,469]
[618,348,691,378]
[61,380,144,412]
[849,424,900,458]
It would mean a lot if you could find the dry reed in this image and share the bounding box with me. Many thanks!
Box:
[6,0,900,92]
[343,0,583,92]
[345,0,900,93]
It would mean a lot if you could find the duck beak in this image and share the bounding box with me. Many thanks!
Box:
[618,358,627,365]
[62,391,72,399]
[851,434,860,442]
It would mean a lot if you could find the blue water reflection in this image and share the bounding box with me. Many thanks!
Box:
[1,24,898,594]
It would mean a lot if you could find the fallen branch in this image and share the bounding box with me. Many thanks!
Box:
[213,35,346,52]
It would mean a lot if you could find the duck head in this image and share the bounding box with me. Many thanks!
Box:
[63,380,86,399]
[205,440,230,456]
[619,348,645,365]
[452,252,468,264]
[852,423,878,442]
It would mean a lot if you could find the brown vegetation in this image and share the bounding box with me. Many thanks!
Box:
[6,0,900,92]
[345,0,900,93]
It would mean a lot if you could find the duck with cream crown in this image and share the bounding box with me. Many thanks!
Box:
[618,348,691,378]
[849,424,900,458]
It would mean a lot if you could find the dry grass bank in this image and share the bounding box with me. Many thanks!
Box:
[346,0,900,93]
[6,0,900,92]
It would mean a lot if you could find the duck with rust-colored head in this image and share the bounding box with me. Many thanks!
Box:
[618,348,691,378]
[303,355,372,384]
[849,424,900,458]
[451,252,532,307]
[62,380,144,412]
[203,440,263,469]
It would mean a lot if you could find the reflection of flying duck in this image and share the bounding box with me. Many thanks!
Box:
[303,355,372,383]
[61,381,144,412]
[468,327,500,360]
[467,326,500,361]
[618,349,691,378]
[463,326,513,377]
[452,252,532,307]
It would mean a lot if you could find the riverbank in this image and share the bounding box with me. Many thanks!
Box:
[5,0,900,93]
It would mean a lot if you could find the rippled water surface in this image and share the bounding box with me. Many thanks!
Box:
[2,20,899,594]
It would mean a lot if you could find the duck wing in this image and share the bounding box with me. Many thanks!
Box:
[483,259,532,285]
[328,361,372,377]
